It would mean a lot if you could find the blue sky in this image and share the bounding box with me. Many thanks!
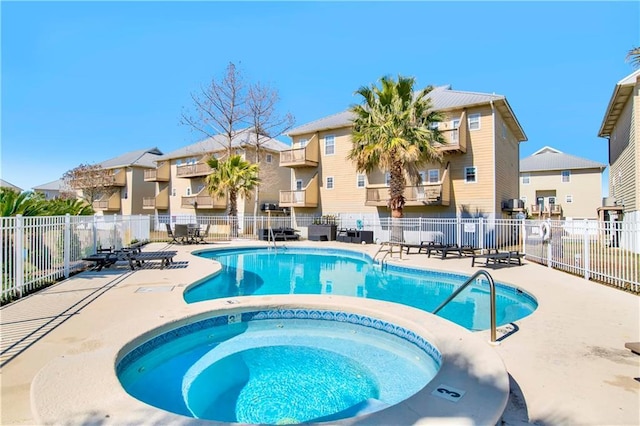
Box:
[2,1,639,195]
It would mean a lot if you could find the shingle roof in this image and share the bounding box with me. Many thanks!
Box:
[99,147,164,169]
[520,146,606,172]
[157,129,290,161]
[288,85,517,136]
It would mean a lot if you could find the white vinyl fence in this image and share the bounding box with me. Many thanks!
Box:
[1,214,638,303]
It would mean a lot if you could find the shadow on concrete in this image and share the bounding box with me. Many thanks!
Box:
[0,272,132,368]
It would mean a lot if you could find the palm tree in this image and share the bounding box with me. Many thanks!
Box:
[627,46,640,68]
[349,75,445,222]
[206,154,260,237]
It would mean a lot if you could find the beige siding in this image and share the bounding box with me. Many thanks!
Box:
[520,169,603,219]
[494,109,521,217]
[610,82,638,212]
[127,167,156,215]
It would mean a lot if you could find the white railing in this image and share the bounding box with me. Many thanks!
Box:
[2,214,638,303]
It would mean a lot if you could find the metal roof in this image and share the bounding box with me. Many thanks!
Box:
[520,146,606,172]
[598,69,640,137]
[0,179,22,192]
[99,147,164,169]
[157,129,290,161]
[288,85,527,141]
[32,179,66,191]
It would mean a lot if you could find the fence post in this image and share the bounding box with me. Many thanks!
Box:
[456,215,462,246]
[92,214,98,252]
[419,217,423,242]
[521,219,526,255]
[479,217,484,251]
[64,214,71,278]
[547,221,552,268]
[15,214,24,298]
[583,219,590,280]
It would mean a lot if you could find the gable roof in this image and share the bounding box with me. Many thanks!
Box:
[99,147,164,169]
[0,179,22,192]
[33,179,66,191]
[598,69,640,137]
[158,129,290,161]
[288,85,527,141]
[520,147,606,172]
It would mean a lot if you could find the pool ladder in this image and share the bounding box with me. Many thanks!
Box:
[267,227,277,251]
[432,270,498,344]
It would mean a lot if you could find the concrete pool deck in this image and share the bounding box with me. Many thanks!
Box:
[1,240,638,425]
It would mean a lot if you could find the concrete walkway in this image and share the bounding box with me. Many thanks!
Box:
[1,241,638,425]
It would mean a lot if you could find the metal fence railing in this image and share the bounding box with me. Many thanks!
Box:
[1,214,638,303]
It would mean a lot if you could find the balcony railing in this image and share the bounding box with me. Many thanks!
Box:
[176,162,212,178]
[531,204,563,217]
[279,174,319,207]
[280,135,319,168]
[105,169,126,187]
[365,165,450,207]
[143,188,169,210]
[144,162,170,182]
[92,193,121,212]
[181,192,226,209]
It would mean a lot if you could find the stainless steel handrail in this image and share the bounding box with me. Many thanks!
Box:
[432,270,497,343]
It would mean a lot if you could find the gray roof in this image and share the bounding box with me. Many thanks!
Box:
[520,146,606,172]
[99,147,164,169]
[33,179,66,191]
[157,129,290,161]
[598,69,640,137]
[288,85,516,136]
[0,179,22,192]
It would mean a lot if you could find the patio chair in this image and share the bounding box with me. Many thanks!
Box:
[174,224,190,244]
[166,223,181,244]
[196,223,211,244]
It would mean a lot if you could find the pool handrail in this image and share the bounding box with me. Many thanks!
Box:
[432,270,497,343]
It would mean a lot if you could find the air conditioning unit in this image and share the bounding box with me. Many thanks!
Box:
[503,199,524,210]
[260,203,277,211]
[602,197,617,207]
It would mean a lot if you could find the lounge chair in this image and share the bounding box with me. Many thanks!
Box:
[426,243,464,259]
[470,249,524,267]
[400,241,437,254]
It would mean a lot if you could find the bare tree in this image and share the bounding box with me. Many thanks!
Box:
[62,164,116,203]
[246,82,295,218]
[181,62,249,155]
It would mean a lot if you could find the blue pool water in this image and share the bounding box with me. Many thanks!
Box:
[118,310,441,424]
[186,247,537,330]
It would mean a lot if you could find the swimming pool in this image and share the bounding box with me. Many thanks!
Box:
[117,308,442,424]
[186,247,537,330]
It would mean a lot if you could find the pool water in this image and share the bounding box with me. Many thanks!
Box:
[187,248,537,330]
[118,314,440,424]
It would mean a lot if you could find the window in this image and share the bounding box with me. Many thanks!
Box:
[566,195,573,203]
[295,179,303,191]
[465,166,477,183]
[520,196,527,206]
[324,135,335,155]
[451,119,460,143]
[522,173,530,184]
[548,196,556,205]
[561,170,570,183]
[265,153,273,164]
[356,174,366,188]
[171,188,176,197]
[298,138,308,148]
[428,121,439,130]
[419,171,427,183]
[385,172,391,186]
[468,113,481,130]
[428,169,439,183]
[176,159,182,166]
[326,176,334,189]
[501,122,507,139]
[186,188,191,196]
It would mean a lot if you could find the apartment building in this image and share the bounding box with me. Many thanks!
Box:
[520,146,605,220]
[146,130,290,217]
[598,69,640,223]
[90,147,162,215]
[279,85,527,219]
[32,179,67,200]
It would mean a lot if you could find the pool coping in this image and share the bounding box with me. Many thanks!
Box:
[31,296,509,425]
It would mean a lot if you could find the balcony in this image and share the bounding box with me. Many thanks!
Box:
[92,193,121,212]
[143,188,169,210]
[144,162,170,182]
[365,166,450,207]
[433,110,470,154]
[280,135,319,168]
[279,174,319,208]
[181,190,226,209]
[105,169,126,187]
[176,162,212,178]
[530,204,563,218]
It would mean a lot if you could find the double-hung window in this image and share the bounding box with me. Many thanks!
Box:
[468,113,481,130]
[561,170,570,183]
[324,135,335,155]
[465,166,477,183]
[522,173,530,184]
[428,169,439,183]
[452,119,460,143]
[356,174,366,188]
[326,176,334,189]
